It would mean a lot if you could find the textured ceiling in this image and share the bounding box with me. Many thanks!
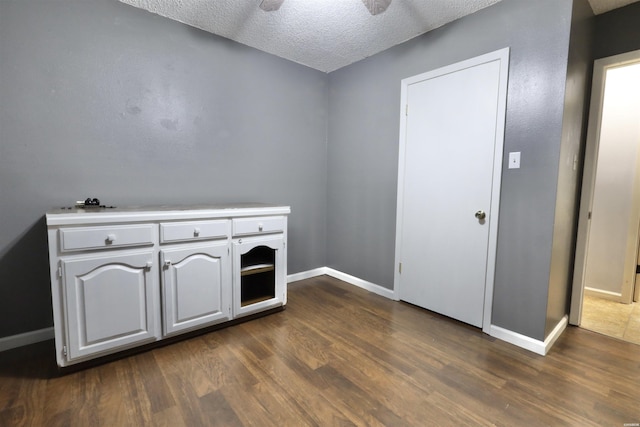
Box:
[119,0,640,73]
[118,0,503,72]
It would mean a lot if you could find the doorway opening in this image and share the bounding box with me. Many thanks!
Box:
[570,49,640,345]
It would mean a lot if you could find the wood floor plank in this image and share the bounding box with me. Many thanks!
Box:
[241,315,334,371]
[321,342,433,425]
[114,358,155,426]
[198,390,244,426]
[219,382,281,427]
[226,331,357,425]
[95,363,136,426]
[130,351,176,414]
[314,363,398,427]
[253,381,332,427]
[154,336,220,398]
[151,405,187,427]
[1,275,639,426]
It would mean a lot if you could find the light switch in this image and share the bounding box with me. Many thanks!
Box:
[509,152,521,169]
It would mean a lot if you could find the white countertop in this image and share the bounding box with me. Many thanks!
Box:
[46,203,291,226]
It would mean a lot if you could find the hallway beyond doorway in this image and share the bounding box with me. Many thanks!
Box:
[581,294,640,345]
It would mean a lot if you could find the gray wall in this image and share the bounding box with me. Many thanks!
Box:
[1,0,605,344]
[327,0,575,340]
[0,0,329,339]
[546,0,594,337]
[593,1,640,60]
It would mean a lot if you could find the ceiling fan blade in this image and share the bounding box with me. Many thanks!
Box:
[361,0,392,15]
[259,0,285,12]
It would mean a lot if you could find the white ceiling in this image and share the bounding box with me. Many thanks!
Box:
[119,0,640,73]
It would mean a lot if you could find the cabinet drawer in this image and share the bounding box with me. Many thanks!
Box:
[160,220,229,243]
[59,225,154,252]
[232,216,286,237]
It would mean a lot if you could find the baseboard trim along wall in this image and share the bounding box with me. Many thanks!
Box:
[489,315,569,356]
[0,327,54,353]
[1,270,567,355]
[287,268,327,283]
[584,286,623,302]
[287,267,396,300]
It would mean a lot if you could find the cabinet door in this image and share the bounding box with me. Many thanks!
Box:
[161,242,231,336]
[233,235,286,318]
[62,251,159,361]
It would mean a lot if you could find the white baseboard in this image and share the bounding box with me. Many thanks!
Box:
[544,315,569,353]
[288,267,396,300]
[287,268,327,283]
[0,327,54,353]
[584,287,623,302]
[324,268,396,300]
[489,315,568,356]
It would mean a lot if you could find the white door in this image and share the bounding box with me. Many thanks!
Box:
[395,49,509,330]
[63,250,159,361]
[161,242,231,336]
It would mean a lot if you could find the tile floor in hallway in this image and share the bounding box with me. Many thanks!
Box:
[581,294,640,346]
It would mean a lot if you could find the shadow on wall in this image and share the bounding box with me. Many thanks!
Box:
[0,217,53,338]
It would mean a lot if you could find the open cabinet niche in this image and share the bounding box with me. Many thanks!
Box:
[232,218,286,319]
[240,245,276,306]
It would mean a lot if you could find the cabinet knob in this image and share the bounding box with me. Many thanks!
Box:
[106,234,116,243]
[258,223,263,232]
[145,261,153,270]
[194,227,201,236]
[164,260,171,267]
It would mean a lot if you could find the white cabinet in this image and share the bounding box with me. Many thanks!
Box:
[232,216,287,236]
[59,224,155,252]
[233,235,286,318]
[61,250,159,361]
[160,220,229,243]
[160,242,231,336]
[232,216,287,318]
[47,204,289,368]
[159,219,232,336]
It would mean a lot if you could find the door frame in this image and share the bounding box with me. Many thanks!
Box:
[570,49,640,325]
[393,48,510,334]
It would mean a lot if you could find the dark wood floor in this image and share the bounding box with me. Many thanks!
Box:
[1,275,639,426]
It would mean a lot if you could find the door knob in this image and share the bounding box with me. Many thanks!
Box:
[475,210,486,220]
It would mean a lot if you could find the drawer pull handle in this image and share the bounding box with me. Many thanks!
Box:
[106,234,116,243]
[258,223,263,232]
[194,227,201,236]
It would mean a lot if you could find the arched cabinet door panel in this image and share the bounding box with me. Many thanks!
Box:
[160,242,231,336]
[62,250,159,361]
